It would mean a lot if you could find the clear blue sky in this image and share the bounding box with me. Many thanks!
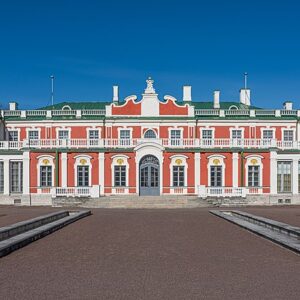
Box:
[0,0,300,109]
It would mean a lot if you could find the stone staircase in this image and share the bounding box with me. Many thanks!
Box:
[52,195,211,209]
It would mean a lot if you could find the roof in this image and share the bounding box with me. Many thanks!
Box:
[191,101,261,110]
[39,101,110,110]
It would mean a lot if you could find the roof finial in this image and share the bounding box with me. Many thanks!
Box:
[145,76,155,94]
[244,72,248,89]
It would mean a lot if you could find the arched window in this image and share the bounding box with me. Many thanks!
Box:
[62,105,72,111]
[229,105,238,110]
[144,129,157,139]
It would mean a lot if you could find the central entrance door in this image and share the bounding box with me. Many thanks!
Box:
[139,155,160,196]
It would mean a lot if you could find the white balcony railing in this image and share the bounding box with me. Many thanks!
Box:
[198,186,269,198]
[0,138,299,150]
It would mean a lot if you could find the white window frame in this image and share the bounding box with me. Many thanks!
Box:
[111,155,129,194]
[56,127,71,140]
[7,128,20,141]
[207,155,225,187]
[245,155,263,189]
[282,129,295,142]
[26,128,41,140]
[74,155,92,187]
[37,155,55,188]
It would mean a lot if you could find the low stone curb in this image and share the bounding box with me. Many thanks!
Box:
[210,210,300,254]
[0,210,91,258]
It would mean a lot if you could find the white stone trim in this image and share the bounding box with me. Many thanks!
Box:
[232,152,239,188]
[98,153,105,195]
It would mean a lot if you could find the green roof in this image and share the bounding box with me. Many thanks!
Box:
[39,101,110,110]
[191,101,260,110]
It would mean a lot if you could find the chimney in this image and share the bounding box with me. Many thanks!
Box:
[213,90,220,109]
[9,102,18,111]
[183,86,192,102]
[240,89,251,106]
[112,85,119,102]
[283,101,293,110]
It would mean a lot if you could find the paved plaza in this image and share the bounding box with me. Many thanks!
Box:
[0,206,300,299]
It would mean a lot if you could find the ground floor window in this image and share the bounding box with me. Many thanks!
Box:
[77,166,89,187]
[248,166,260,187]
[277,161,292,193]
[173,166,184,187]
[0,162,3,193]
[114,166,126,187]
[210,166,222,187]
[40,166,52,187]
[10,161,23,193]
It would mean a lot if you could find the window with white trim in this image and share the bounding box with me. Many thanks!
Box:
[10,161,23,193]
[114,166,126,187]
[231,129,242,139]
[173,166,185,187]
[277,161,292,193]
[58,130,69,140]
[119,129,130,146]
[170,129,181,146]
[144,129,156,139]
[202,129,213,139]
[210,166,222,187]
[89,130,99,139]
[0,162,3,193]
[40,166,52,187]
[77,166,89,187]
[248,166,260,187]
[8,130,18,141]
[283,130,294,141]
[262,130,273,140]
[28,130,39,140]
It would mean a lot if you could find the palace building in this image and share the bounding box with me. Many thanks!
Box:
[0,77,299,205]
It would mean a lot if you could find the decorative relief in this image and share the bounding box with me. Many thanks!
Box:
[80,159,87,165]
[175,159,182,165]
[213,159,220,165]
[42,159,49,165]
[117,158,124,165]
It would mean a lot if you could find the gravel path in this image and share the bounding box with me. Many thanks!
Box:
[0,207,299,299]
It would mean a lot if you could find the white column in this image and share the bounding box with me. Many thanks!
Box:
[61,152,68,188]
[194,152,201,193]
[23,151,30,195]
[292,157,298,194]
[98,152,105,195]
[232,152,239,188]
[3,159,10,195]
[270,151,277,194]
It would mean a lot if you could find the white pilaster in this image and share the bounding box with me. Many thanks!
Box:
[3,159,10,195]
[23,151,30,195]
[232,152,239,188]
[270,151,277,194]
[292,158,298,194]
[194,152,201,192]
[61,152,68,188]
[98,152,105,195]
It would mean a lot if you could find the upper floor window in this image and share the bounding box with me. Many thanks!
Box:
[262,130,274,140]
[120,129,130,140]
[28,130,39,140]
[89,130,99,139]
[58,130,69,140]
[283,130,294,141]
[144,129,157,139]
[170,129,181,146]
[202,129,213,139]
[8,130,18,141]
[231,129,242,139]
